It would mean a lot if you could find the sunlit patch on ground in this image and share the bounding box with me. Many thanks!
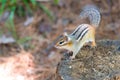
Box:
[0,51,35,80]
[0,50,56,80]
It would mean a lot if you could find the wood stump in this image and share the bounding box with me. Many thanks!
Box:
[56,40,120,80]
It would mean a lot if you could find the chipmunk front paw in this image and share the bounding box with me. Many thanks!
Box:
[70,54,76,60]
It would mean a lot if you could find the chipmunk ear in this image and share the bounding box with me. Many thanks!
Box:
[63,32,68,36]
[63,32,71,41]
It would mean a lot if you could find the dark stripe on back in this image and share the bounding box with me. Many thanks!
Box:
[72,27,81,35]
[76,27,88,40]
[80,29,89,40]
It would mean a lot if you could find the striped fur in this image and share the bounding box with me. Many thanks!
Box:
[70,24,89,41]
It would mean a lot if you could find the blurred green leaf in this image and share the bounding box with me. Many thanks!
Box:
[17,5,25,17]
[39,3,54,20]
[23,0,33,15]
[53,0,59,5]
[17,37,32,44]
[5,19,18,40]
[9,6,16,19]
[30,0,36,6]
[0,0,54,19]
[10,0,17,5]
[5,6,17,40]
[0,0,7,15]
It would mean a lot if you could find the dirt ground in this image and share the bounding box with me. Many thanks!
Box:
[0,0,120,80]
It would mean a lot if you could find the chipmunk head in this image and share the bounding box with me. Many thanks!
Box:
[55,32,73,50]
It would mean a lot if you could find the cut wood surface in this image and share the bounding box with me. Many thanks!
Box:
[56,40,120,80]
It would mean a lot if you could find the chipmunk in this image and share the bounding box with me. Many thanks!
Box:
[55,5,101,59]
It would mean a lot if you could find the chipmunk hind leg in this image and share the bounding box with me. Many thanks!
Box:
[90,34,96,47]
[91,39,96,47]
[87,30,96,47]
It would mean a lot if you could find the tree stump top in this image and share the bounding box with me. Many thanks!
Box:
[56,40,120,80]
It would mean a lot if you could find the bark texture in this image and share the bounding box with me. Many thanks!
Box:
[56,40,120,80]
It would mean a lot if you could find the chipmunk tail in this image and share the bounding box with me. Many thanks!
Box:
[79,5,101,27]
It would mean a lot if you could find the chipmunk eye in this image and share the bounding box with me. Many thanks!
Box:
[59,41,64,44]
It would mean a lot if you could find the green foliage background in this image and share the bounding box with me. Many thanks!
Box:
[0,0,59,44]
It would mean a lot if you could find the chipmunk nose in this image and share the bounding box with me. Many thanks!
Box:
[54,44,58,48]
